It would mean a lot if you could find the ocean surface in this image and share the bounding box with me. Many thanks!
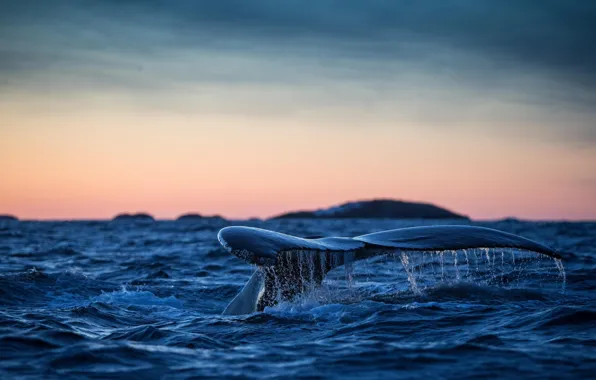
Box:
[0,218,595,379]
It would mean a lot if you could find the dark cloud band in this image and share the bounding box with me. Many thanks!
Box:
[2,0,596,81]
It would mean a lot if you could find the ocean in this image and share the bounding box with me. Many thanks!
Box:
[0,218,594,379]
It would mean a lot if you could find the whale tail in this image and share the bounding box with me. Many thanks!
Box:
[218,225,563,315]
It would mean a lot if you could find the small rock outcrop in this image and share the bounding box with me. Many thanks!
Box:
[112,213,155,222]
[176,213,226,222]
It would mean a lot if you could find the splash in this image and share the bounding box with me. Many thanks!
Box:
[93,287,183,309]
[258,246,566,312]
[399,252,420,295]
[258,249,362,310]
[555,259,566,292]
[384,248,566,294]
[344,251,355,288]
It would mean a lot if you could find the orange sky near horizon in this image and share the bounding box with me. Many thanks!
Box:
[1,88,595,221]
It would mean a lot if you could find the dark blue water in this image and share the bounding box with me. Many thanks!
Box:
[1,219,595,379]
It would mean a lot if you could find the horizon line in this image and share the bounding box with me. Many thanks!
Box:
[2,216,595,223]
[2,198,595,222]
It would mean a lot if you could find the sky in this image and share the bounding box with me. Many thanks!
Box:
[1,0,595,220]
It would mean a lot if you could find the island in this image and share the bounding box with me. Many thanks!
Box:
[0,214,18,222]
[112,213,155,222]
[271,199,468,220]
[176,213,226,222]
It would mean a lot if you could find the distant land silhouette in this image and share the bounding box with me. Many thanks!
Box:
[112,213,155,222]
[272,199,469,220]
[5,199,469,221]
[177,213,226,222]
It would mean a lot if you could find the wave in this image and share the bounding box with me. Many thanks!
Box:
[8,246,84,257]
[419,282,554,302]
[92,289,183,309]
[0,220,593,379]
[102,325,168,342]
[0,335,60,351]
[537,307,596,328]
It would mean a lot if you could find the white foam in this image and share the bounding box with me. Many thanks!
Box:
[93,287,183,308]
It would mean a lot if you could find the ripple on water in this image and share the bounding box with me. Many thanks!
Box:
[0,220,594,379]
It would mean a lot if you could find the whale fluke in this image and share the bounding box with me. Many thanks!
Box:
[217,225,563,315]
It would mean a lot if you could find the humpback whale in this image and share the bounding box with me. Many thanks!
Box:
[217,225,563,315]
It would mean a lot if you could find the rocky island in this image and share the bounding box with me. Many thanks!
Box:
[272,199,468,220]
[112,213,155,222]
[0,214,19,222]
[176,213,226,222]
